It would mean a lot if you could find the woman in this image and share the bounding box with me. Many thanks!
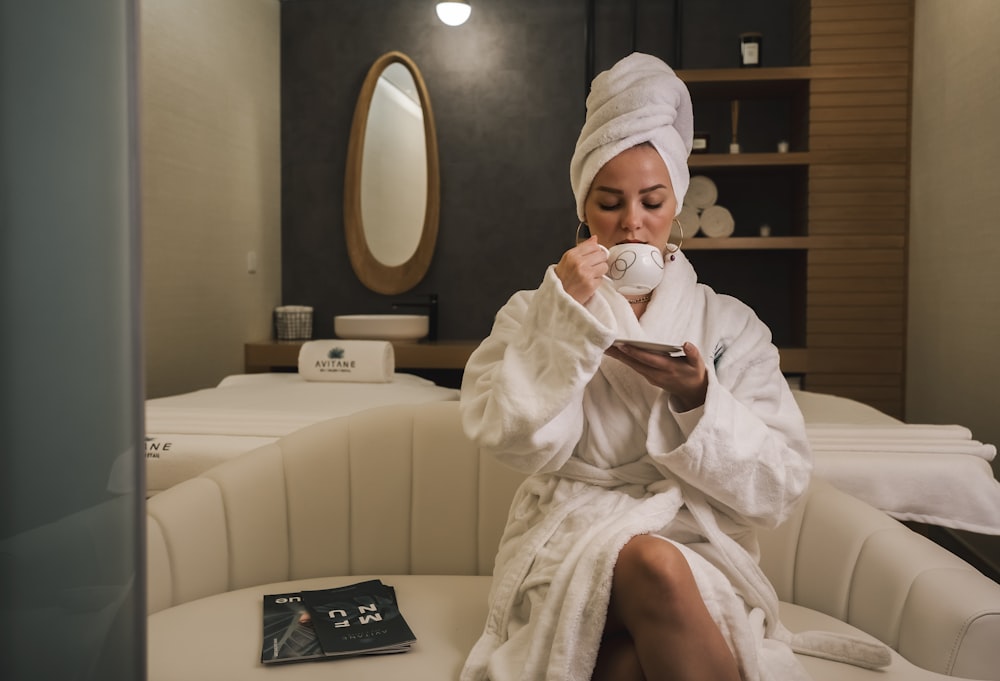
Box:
[459,53,880,681]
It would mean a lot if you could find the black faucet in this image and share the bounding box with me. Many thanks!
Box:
[391,293,438,341]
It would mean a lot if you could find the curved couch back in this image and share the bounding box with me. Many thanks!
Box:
[147,401,525,613]
[148,400,819,614]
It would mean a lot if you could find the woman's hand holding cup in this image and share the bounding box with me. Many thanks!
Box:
[557,237,667,305]
[555,236,610,305]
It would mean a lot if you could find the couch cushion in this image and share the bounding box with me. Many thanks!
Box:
[148,575,958,681]
[148,575,489,681]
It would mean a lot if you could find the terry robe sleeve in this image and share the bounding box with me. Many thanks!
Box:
[460,265,619,475]
[646,296,814,528]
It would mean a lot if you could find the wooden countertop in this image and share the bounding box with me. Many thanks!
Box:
[246,340,807,374]
[245,339,481,373]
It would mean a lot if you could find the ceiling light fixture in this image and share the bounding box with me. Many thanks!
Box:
[436,1,471,26]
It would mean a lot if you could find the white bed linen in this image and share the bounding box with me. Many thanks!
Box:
[792,390,1000,534]
[145,373,458,495]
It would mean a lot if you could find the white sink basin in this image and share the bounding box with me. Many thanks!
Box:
[334,314,429,341]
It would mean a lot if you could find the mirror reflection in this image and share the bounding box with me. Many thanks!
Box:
[344,51,439,295]
[361,62,427,267]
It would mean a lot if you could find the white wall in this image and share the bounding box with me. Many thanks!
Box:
[141,0,281,398]
[908,0,1000,480]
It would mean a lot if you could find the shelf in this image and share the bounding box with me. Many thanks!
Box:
[244,340,480,373]
[678,63,910,85]
[689,152,810,168]
[677,66,814,82]
[689,149,907,168]
[685,237,807,250]
[684,235,904,251]
[677,66,813,98]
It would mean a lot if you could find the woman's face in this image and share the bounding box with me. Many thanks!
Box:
[583,144,677,252]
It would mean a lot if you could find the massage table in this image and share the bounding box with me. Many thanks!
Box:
[145,371,459,495]
[145,359,1000,536]
[793,389,1000,536]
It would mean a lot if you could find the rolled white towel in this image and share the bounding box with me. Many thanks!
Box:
[297,340,394,383]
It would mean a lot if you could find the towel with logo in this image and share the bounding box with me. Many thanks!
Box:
[298,340,394,383]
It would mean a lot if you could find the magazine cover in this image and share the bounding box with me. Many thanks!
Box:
[299,579,416,657]
[260,591,324,664]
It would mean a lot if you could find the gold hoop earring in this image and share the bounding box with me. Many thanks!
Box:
[575,221,591,245]
[666,218,685,261]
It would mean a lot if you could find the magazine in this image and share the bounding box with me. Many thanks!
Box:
[261,591,325,664]
[261,579,416,664]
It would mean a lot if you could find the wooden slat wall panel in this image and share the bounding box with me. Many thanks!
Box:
[812,32,911,50]
[811,76,908,93]
[812,106,908,122]
[804,0,912,418]
[812,3,912,21]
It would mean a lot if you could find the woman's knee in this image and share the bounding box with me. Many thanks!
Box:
[614,535,697,606]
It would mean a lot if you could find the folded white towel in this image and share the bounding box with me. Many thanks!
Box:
[814,450,1000,534]
[806,423,996,461]
[570,52,693,221]
[807,422,974,440]
[297,340,394,383]
[810,440,996,461]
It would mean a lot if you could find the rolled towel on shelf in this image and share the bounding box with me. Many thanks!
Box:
[677,204,701,237]
[699,204,735,238]
[297,340,394,383]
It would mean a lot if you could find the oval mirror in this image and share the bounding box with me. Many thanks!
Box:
[344,51,440,295]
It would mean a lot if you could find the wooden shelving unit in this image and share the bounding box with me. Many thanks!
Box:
[672,0,914,418]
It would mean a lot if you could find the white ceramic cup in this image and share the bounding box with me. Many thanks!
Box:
[598,243,665,296]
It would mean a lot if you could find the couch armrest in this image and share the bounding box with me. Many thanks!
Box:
[146,476,236,613]
[789,479,1000,679]
[899,565,1000,680]
[146,402,514,615]
[147,436,304,613]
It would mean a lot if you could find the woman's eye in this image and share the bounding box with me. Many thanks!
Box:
[598,203,620,211]
[644,201,663,210]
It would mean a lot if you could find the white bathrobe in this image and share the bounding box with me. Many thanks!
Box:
[459,253,882,681]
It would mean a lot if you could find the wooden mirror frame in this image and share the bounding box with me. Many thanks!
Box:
[344,51,440,295]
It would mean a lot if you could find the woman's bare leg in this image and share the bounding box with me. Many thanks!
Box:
[592,630,643,681]
[594,534,741,681]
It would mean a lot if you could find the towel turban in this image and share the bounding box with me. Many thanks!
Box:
[570,52,693,221]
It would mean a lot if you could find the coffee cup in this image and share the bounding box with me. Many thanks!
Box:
[598,243,665,296]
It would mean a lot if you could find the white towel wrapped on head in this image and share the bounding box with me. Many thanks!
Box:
[297,340,394,383]
[570,52,693,221]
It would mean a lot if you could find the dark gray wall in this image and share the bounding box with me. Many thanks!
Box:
[282,0,587,340]
[280,0,794,341]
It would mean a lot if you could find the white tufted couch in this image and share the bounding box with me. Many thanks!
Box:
[147,401,1000,680]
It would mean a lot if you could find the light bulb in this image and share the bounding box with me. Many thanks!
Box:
[436,1,471,26]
